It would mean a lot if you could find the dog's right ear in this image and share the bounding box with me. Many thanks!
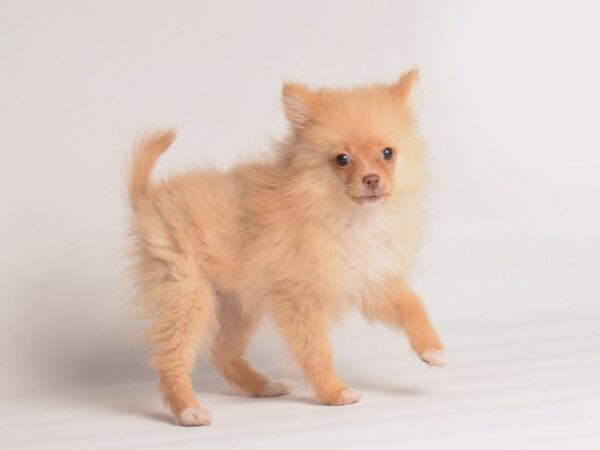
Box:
[282,83,318,130]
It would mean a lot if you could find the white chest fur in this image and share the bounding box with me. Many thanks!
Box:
[324,207,414,305]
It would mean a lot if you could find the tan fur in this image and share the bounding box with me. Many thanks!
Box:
[126,69,445,426]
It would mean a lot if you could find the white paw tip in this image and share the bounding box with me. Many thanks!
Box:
[260,380,293,397]
[339,388,362,405]
[421,350,448,367]
[179,407,211,426]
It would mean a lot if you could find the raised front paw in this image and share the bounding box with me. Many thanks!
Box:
[420,349,448,367]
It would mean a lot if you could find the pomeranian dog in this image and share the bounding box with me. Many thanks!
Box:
[127,69,446,426]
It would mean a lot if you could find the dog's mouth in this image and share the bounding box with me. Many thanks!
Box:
[351,193,388,205]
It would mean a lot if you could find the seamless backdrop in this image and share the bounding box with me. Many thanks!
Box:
[1,0,599,407]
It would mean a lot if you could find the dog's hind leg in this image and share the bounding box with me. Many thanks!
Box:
[141,262,218,426]
[211,300,292,398]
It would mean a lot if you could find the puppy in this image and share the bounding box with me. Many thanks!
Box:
[127,69,446,426]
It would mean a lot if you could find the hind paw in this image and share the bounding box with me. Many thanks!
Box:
[259,380,293,397]
[178,407,211,426]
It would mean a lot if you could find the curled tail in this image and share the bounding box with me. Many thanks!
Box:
[128,129,176,209]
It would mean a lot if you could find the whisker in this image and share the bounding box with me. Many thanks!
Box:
[334,185,351,196]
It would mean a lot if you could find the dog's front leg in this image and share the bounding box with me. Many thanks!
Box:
[272,296,361,406]
[362,279,447,366]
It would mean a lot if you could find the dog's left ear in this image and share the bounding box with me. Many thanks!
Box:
[391,68,420,104]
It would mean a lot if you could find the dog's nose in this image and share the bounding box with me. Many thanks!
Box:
[362,173,380,189]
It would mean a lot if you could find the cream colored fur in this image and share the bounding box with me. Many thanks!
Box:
[127,69,445,426]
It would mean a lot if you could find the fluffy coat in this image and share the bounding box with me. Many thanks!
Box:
[127,69,445,426]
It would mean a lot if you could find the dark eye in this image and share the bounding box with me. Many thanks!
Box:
[334,153,350,167]
[382,147,394,161]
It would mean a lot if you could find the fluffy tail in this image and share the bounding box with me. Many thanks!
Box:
[128,129,176,209]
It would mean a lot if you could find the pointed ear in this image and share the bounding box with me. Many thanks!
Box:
[282,82,318,129]
[391,68,420,104]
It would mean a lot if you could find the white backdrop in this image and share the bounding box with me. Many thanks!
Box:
[1,0,599,405]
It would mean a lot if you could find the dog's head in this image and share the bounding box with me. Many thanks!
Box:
[281,69,425,207]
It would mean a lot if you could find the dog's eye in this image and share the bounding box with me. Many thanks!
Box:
[382,147,394,161]
[334,153,350,167]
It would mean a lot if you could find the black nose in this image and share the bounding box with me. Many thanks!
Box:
[362,173,380,189]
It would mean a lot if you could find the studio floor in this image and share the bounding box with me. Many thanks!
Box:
[1,320,598,450]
